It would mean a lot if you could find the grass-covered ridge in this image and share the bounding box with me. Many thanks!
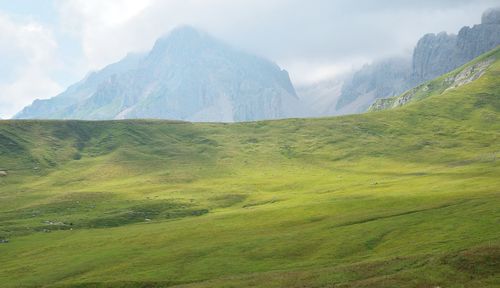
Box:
[0,49,499,287]
[369,45,500,111]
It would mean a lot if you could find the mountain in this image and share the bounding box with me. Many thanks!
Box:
[370,46,499,112]
[332,57,412,114]
[412,7,500,83]
[1,47,499,287]
[15,53,145,119]
[326,7,500,116]
[16,8,500,121]
[15,26,303,122]
[411,32,458,84]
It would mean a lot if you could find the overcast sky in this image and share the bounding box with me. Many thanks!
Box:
[0,0,499,119]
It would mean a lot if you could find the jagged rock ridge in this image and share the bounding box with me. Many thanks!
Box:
[413,7,500,83]
[330,7,500,115]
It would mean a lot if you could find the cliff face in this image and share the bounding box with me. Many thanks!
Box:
[334,57,412,114]
[456,8,500,60]
[331,7,500,116]
[411,32,458,83]
[412,7,500,83]
[15,26,303,122]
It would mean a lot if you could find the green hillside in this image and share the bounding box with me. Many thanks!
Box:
[0,48,499,287]
[369,46,500,111]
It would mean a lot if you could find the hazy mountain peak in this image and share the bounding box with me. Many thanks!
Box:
[15,26,303,122]
[154,25,206,47]
[169,25,203,37]
[482,7,500,24]
[152,25,215,51]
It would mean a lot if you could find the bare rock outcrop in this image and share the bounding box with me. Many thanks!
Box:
[412,7,500,83]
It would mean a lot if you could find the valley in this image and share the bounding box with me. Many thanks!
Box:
[1,48,499,287]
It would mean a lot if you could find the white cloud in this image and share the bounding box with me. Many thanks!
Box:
[286,57,370,86]
[0,13,63,119]
[56,0,155,70]
[54,0,500,81]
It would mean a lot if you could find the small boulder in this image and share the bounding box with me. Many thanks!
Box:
[0,170,7,177]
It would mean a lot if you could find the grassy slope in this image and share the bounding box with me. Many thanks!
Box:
[0,50,499,287]
[369,46,500,111]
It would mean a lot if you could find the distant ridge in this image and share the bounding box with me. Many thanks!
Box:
[326,7,500,115]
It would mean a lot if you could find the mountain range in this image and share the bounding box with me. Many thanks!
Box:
[319,7,500,116]
[14,7,500,122]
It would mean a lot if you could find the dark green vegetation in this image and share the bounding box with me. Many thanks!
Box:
[0,48,499,287]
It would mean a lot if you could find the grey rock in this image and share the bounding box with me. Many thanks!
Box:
[369,84,427,112]
[15,26,304,122]
[412,32,458,83]
[412,7,500,83]
[15,53,144,120]
[334,7,500,115]
[0,170,7,177]
[443,57,495,91]
[334,57,412,114]
[482,7,500,24]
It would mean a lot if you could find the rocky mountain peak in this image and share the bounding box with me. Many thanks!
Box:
[412,7,500,83]
[482,7,500,24]
[156,25,207,46]
[330,7,500,117]
[15,26,303,122]
[148,26,212,60]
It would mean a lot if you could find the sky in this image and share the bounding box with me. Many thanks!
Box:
[0,0,499,119]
